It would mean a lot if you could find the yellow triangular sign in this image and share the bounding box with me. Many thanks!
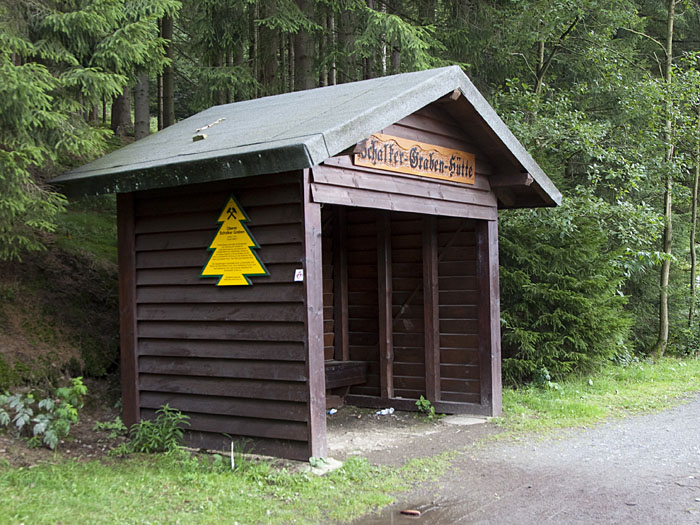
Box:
[201,195,268,285]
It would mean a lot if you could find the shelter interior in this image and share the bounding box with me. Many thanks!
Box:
[320,205,484,409]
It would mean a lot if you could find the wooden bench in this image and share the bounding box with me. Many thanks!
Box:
[324,360,368,389]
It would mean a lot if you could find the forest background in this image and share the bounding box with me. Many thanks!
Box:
[2,0,700,386]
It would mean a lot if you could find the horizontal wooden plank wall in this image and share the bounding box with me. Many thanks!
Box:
[345,208,380,397]
[129,173,312,460]
[321,206,335,360]
[437,217,480,404]
[342,210,486,415]
[391,212,426,399]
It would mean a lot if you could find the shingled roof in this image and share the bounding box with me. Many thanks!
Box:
[53,66,561,206]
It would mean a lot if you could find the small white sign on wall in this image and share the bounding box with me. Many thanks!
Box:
[294,269,304,282]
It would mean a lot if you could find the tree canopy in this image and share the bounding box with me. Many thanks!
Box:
[2,0,700,380]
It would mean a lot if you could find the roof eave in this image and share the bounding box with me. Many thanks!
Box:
[54,142,317,198]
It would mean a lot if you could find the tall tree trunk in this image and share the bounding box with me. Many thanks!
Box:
[226,51,233,103]
[251,2,259,97]
[89,105,99,124]
[535,40,545,95]
[260,0,279,95]
[689,107,700,327]
[380,2,387,76]
[363,0,375,79]
[213,53,227,105]
[110,88,132,137]
[328,10,337,85]
[338,8,356,82]
[157,47,163,131]
[391,37,401,74]
[233,39,245,101]
[161,15,175,128]
[654,0,676,358]
[281,34,288,91]
[294,0,315,90]
[133,74,150,141]
[288,34,295,92]
[320,9,328,86]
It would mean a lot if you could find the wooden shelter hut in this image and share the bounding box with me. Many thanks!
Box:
[54,66,561,460]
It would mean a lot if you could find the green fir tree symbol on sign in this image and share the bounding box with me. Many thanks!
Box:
[200,195,268,285]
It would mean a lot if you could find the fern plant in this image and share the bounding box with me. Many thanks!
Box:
[0,377,87,449]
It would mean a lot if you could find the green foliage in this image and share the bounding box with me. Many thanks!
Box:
[0,355,20,390]
[354,3,446,72]
[0,0,177,261]
[415,395,442,420]
[668,327,700,357]
[500,195,633,383]
[2,0,700,388]
[498,357,700,432]
[116,404,190,454]
[0,377,87,449]
[0,451,451,524]
[55,195,118,264]
[93,416,128,438]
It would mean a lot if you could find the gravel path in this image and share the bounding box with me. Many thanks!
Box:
[358,394,700,524]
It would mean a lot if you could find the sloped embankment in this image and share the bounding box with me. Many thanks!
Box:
[0,246,119,388]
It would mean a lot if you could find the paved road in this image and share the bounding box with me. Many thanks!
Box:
[360,394,700,524]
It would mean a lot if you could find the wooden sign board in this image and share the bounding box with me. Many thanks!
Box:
[354,133,475,185]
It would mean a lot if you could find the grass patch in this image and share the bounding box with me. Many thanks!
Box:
[0,451,451,524]
[55,196,117,265]
[497,357,700,432]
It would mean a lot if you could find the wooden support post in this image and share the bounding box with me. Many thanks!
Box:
[377,210,394,399]
[423,215,440,401]
[302,169,327,458]
[117,193,139,427]
[333,207,349,361]
[476,219,502,416]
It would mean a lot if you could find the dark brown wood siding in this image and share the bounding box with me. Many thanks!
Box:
[345,208,380,396]
[391,212,425,399]
[321,206,335,360]
[128,173,313,460]
[438,217,480,404]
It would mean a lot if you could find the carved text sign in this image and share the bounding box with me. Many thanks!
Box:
[354,133,475,185]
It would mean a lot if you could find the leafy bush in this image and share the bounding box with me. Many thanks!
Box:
[668,326,700,357]
[500,196,633,384]
[114,404,190,455]
[0,377,87,449]
[415,396,442,420]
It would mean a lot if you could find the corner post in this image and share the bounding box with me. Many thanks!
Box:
[117,192,139,427]
[377,210,394,399]
[423,215,440,401]
[476,219,502,416]
[333,207,349,361]
[302,169,327,458]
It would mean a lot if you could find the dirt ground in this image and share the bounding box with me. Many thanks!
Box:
[0,390,494,468]
[326,405,497,465]
[354,394,700,524]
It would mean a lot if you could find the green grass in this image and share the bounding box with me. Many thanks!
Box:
[2,358,699,523]
[0,451,450,524]
[497,357,700,432]
[55,196,118,265]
